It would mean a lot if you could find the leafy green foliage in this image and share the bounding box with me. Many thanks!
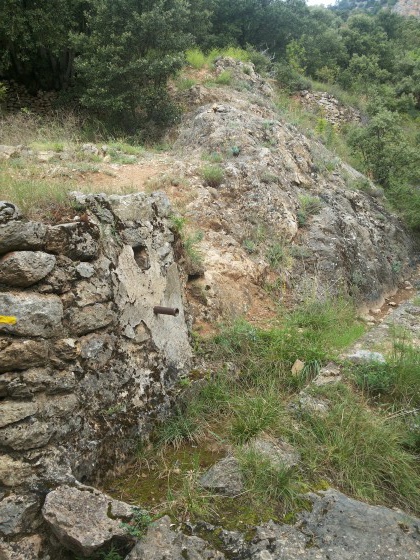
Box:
[73,0,192,133]
[348,109,419,188]
[120,507,153,538]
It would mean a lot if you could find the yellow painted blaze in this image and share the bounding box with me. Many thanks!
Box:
[0,315,17,325]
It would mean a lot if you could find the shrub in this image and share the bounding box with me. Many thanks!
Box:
[275,62,311,93]
[186,48,207,69]
[201,164,224,187]
[214,70,233,85]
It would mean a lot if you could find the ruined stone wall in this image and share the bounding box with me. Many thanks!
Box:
[0,194,191,554]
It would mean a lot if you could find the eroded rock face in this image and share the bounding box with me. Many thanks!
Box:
[42,485,134,556]
[173,58,414,322]
[0,193,191,556]
[176,489,420,560]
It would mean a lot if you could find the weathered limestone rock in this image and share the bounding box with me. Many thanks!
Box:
[0,201,21,223]
[42,485,134,556]
[0,221,47,255]
[0,338,48,372]
[313,362,342,386]
[0,535,42,560]
[76,262,95,278]
[345,349,386,364]
[200,456,244,496]
[0,494,39,536]
[0,292,63,337]
[126,516,225,560]
[0,400,38,428]
[79,333,115,369]
[0,419,53,450]
[66,303,115,335]
[246,435,300,469]
[299,489,420,559]
[0,251,56,287]
[74,278,112,307]
[46,222,99,261]
[0,456,34,486]
[20,368,76,395]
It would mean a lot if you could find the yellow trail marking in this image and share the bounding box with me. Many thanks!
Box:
[0,315,17,325]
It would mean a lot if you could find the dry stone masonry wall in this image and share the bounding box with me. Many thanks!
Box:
[0,193,191,557]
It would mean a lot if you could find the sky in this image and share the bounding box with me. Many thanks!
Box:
[306,0,334,5]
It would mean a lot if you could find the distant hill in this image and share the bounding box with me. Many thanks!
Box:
[332,0,420,17]
[393,0,420,17]
[331,0,398,15]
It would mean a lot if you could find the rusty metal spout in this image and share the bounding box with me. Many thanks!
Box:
[153,306,179,317]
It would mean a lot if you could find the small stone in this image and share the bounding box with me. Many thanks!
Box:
[246,434,300,469]
[75,262,95,278]
[0,221,47,255]
[388,301,397,307]
[200,456,244,496]
[0,202,21,224]
[46,222,99,261]
[0,456,34,487]
[345,350,386,364]
[66,303,115,335]
[0,494,39,536]
[291,359,305,376]
[0,339,49,373]
[0,420,53,450]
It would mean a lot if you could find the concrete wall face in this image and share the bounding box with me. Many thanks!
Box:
[0,193,191,543]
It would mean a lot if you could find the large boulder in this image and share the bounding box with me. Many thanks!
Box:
[246,489,420,559]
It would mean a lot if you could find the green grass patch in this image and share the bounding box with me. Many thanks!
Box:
[290,384,420,512]
[351,341,420,407]
[105,295,419,527]
[0,168,74,218]
[108,141,145,156]
[186,48,208,69]
[185,47,250,70]
[214,70,233,85]
[201,164,224,187]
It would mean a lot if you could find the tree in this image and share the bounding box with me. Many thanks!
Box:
[0,0,87,91]
[73,0,194,130]
[348,110,419,187]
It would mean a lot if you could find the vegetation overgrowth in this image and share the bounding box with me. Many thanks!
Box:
[1,1,419,227]
[107,297,420,528]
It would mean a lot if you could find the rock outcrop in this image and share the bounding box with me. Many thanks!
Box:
[299,90,362,127]
[131,490,419,560]
[172,58,414,322]
[0,194,191,556]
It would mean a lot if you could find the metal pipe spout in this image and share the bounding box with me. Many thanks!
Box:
[153,306,179,317]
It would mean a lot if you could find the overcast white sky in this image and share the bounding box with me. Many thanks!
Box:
[306,0,334,6]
